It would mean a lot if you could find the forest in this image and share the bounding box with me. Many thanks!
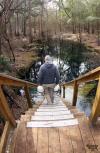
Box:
[0,0,100,143]
[0,0,100,77]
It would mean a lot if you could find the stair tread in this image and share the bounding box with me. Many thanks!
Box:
[31,114,74,121]
[27,118,78,127]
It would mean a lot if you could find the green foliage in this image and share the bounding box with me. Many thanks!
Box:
[79,83,96,96]
[56,0,100,25]
[0,55,11,73]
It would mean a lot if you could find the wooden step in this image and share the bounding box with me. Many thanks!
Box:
[25,110,35,115]
[34,110,71,116]
[37,107,69,111]
[31,114,74,121]
[20,115,31,122]
[27,118,78,128]
[11,100,100,153]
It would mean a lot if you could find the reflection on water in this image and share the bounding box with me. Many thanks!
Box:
[64,82,97,117]
[63,86,92,116]
[76,96,92,116]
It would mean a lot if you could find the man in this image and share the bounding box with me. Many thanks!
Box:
[38,55,60,104]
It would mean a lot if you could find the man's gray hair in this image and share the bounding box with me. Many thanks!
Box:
[45,55,53,64]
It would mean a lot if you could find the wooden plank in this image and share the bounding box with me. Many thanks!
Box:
[0,121,11,153]
[90,77,100,124]
[90,124,100,152]
[0,86,16,127]
[48,128,61,153]
[69,124,86,153]
[34,110,71,116]
[31,114,74,121]
[0,73,37,87]
[26,128,36,153]
[20,114,31,122]
[63,86,65,98]
[37,108,68,111]
[37,128,48,153]
[59,127,73,153]
[14,123,27,153]
[32,128,38,153]
[72,80,79,106]
[0,100,9,121]
[24,85,33,108]
[11,122,21,153]
[78,116,99,153]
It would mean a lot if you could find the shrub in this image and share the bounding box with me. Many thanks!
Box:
[0,55,11,72]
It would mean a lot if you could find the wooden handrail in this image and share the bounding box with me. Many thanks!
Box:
[0,121,11,153]
[0,73,37,87]
[0,73,38,127]
[61,66,100,124]
[62,66,100,87]
[89,76,100,124]
[0,73,38,153]
[0,86,16,127]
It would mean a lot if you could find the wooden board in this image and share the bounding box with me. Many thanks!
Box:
[34,110,71,116]
[27,119,78,128]
[37,128,48,153]
[78,116,99,153]
[32,128,38,153]
[14,123,27,153]
[31,114,74,121]
[59,127,73,153]
[69,125,86,153]
[48,128,61,153]
[26,128,36,153]
[37,108,68,111]
[90,124,100,152]
[0,121,10,153]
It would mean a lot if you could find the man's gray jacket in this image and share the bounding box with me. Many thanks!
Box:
[38,63,60,85]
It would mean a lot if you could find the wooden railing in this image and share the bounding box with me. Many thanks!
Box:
[0,67,100,152]
[62,66,100,124]
[0,73,37,153]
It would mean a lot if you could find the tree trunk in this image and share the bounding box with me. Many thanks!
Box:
[23,0,27,36]
[91,22,95,34]
[33,16,36,39]
[0,16,2,55]
[97,21,100,46]
[29,0,33,43]
[0,36,2,55]
[3,34,15,62]
[40,0,44,40]
[16,12,20,36]
[78,23,82,43]
[87,22,90,34]
[9,19,13,37]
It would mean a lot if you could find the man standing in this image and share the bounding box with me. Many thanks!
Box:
[38,55,60,104]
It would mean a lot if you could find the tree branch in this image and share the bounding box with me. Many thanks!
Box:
[60,0,71,18]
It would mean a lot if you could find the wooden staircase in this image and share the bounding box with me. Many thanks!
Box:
[0,67,100,153]
[26,99,79,128]
[7,100,100,153]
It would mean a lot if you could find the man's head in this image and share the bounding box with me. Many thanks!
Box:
[45,55,53,64]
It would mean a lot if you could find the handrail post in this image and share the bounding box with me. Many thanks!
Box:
[0,102,8,121]
[89,77,100,124]
[0,86,16,127]
[63,86,65,98]
[24,85,33,108]
[72,80,78,106]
